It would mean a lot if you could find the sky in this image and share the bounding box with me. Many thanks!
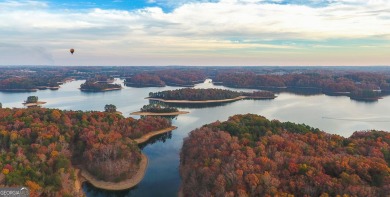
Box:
[0,0,389,66]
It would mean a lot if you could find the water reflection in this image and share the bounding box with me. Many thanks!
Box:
[138,131,173,149]
[281,87,322,96]
[349,98,379,103]
[82,182,136,197]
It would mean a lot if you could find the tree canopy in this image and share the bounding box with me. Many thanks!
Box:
[104,104,117,113]
[140,103,178,113]
[180,114,390,197]
[0,108,172,196]
[26,96,38,103]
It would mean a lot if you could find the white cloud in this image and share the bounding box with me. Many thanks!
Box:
[0,0,48,9]
[0,0,389,65]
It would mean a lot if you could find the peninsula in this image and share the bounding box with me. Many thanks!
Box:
[0,108,173,196]
[134,126,178,144]
[80,154,148,191]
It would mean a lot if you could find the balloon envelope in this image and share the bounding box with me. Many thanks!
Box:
[70,48,74,54]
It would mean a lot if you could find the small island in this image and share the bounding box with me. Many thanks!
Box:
[22,96,46,107]
[80,75,121,92]
[131,103,189,116]
[147,88,276,104]
[80,80,122,92]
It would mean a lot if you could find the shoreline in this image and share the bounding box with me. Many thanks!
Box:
[0,88,38,92]
[75,126,176,193]
[125,83,165,88]
[146,96,246,104]
[350,96,382,101]
[245,96,277,99]
[23,101,47,107]
[130,111,189,116]
[134,126,178,144]
[147,95,276,104]
[79,153,148,191]
[80,87,122,92]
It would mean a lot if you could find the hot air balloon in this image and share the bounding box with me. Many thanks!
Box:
[70,48,75,54]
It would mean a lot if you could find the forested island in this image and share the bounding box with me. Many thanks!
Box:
[147,88,276,104]
[0,107,172,196]
[131,104,189,116]
[80,80,121,92]
[22,96,46,108]
[180,114,390,196]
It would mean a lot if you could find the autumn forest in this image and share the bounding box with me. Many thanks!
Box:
[0,66,390,197]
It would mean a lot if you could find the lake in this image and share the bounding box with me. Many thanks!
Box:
[1,79,390,197]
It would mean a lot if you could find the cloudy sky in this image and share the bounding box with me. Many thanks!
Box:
[0,0,389,66]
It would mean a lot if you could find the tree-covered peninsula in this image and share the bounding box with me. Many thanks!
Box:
[180,114,390,197]
[0,108,171,196]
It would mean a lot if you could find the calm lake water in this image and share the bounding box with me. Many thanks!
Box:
[1,79,390,197]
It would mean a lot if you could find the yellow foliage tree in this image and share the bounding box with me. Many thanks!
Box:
[51,150,59,158]
[26,180,42,191]
[51,110,61,121]
[0,130,7,136]
[10,131,18,142]
[2,168,9,175]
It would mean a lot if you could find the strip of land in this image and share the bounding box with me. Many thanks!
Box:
[245,96,277,99]
[146,96,246,104]
[80,87,122,92]
[134,126,178,144]
[79,153,148,191]
[130,111,189,116]
[22,101,47,107]
[0,88,38,92]
[75,126,177,191]
[147,95,276,104]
